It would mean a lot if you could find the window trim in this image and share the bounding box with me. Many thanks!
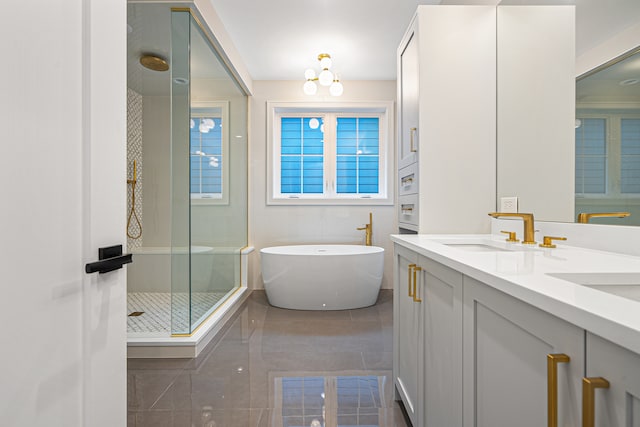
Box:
[190,101,229,205]
[266,101,394,205]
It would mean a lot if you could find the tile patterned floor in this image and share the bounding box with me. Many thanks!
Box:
[127,290,410,426]
[127,292,227,334]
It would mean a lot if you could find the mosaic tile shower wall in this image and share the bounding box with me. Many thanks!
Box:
[127,88,143,249]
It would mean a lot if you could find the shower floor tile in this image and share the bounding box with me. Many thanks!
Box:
[127,292,228,334]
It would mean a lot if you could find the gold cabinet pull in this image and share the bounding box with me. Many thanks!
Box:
[412,266,422,303]
[582,377,610,427]
[410,127,417,152]
[547,353,570,427]
[408,264,416,297]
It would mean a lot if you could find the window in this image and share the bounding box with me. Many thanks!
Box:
[621,118,640,193]
[268,102,393,205]
[575,114,640,196]
[575,118,607,194]
[190,102,229,204]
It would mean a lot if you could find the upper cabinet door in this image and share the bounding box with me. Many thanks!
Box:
[398,28,419,170]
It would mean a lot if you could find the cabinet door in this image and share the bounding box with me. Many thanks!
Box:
[420,256,463,426]
[393,244,422,426]
[398,27,419,170]
[585,332,640,427]
[463,277,584,427]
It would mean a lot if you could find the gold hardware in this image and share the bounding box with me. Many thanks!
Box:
[357,212,373,246]
[547,353,570,427]
[317,53,331,62]
[412,266,422,303]
[408,264,416,297]
[139,54,169,72]
[577,212,630,223]
[540,236,567,249]
[500,230,519,242]
[409,127,417,152]
[582,377,610,427]
[489,212,536,244]
[127,160,142,239]
[401,175,414,185]
[401,205,414,213]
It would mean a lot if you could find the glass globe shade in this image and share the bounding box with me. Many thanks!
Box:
[303,80,317,95]
[202,118,215,129]
[304,68,316,80]
[319,56,332,70]
[199,122,210,133]
[329,81,344,96]
[318,69,333,86]
[190,119,195,129]
[308,118,320,129]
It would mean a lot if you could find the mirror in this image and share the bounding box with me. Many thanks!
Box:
[576,47,640,225]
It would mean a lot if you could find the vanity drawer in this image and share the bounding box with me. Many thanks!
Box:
[398,194,419,228]
[399,163,418,196]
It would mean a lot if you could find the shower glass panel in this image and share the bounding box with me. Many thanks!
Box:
[171,10,248,334]
[126,3,247,338]
[170,10,191,334]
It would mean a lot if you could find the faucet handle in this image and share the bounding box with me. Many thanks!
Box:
[500,230,519,242]
[539,236,567,249]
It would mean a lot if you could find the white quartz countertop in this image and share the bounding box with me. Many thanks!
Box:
[391,234,640,355]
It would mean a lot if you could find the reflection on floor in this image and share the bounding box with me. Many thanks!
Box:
[127,290,409,426]
[127,292,227,334]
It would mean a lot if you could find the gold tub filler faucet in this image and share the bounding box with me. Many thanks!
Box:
[488,212,536,244]
[358,212,373,246]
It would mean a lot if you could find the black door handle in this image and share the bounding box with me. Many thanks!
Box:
[85,245,133,274]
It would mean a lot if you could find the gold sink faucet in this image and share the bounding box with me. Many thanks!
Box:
[357,212,373,246]
[577,212,630,224]
[488,212,536,244]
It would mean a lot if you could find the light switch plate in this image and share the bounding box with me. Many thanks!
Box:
[500,196,518,213]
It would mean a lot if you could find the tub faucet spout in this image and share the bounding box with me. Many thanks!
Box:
[357,212,373,246]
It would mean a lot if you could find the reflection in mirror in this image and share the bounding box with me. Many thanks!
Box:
[576,47,640,225]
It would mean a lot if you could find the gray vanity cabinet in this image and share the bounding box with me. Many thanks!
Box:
[393,244,463,426]
[585,332,640,427]
[420,256,463,426]
[462,276,584,427]
[393,244,422,426]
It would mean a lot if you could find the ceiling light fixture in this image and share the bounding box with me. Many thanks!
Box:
[303,53,343,96]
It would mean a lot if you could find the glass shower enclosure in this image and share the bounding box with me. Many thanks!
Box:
[126,3,248,337]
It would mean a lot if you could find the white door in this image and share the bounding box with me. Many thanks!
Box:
[1,1,127,426]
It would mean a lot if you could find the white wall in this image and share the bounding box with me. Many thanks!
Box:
[249,80,397,289]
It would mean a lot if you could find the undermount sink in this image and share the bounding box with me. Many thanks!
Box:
[547,272,640,303]
[434,238,536,253]
[443,243,513,252]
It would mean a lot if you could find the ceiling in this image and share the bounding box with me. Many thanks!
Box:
[208,0,640,81]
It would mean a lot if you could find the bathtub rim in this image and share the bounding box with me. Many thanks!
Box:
[260,244,384,256]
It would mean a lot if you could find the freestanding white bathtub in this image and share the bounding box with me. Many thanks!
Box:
[260,245,384,310]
